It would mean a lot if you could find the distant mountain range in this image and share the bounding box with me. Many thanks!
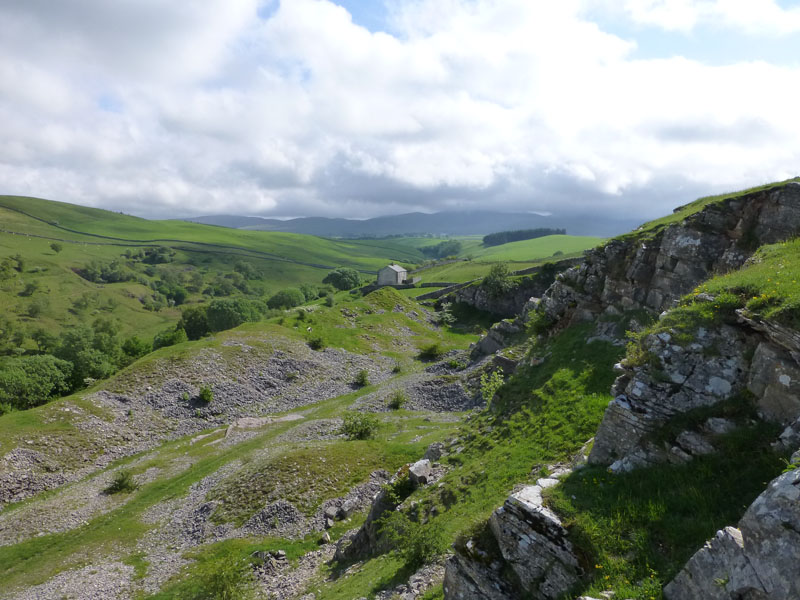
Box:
[183,210,639,237]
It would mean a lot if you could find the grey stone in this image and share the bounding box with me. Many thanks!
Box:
[443,553,516,600]
[409,459,432,487]
[675,431,715,456]
[423,442,446,462]
[666,468,800,599]
[489,485,582,599]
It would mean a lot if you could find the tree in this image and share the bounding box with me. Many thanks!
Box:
[49,242,63,254]
[179,305,210,340]
[152,326,188,350]
[122,336,150,361]
[0,355,72,410]
[267,288,305,310]
[322,267,361,291]
[482,263,512,298]
[206,298,264,331]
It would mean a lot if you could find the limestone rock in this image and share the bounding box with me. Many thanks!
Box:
[423,442,446,462]
[665,468,800,599]
[409,459,432,487]
[443,553,517,600]
[488,484,582,599]
[589,324,753,470]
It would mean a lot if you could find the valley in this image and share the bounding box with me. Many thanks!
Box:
[1,182,799,600]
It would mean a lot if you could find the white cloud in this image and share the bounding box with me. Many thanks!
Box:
[618,0,800,34]
[0,0,798,225]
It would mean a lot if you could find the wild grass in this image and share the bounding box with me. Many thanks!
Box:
[546,421,784,599]
[616,178,800,243]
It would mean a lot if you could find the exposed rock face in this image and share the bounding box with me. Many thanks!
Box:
[665,466,800,599]
[473,320,523,356]
[541,183,800,327]
[444,474,581,600]
[443,553,518,600]
[588,324,756,471]
[588,308,800,472]
[489,484,582,599]
[441,259,577,318]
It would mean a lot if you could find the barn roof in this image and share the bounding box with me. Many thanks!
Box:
[382,264,407,272]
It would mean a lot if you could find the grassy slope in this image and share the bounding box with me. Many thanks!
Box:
[0,196,433,344]
[0,288,478,595]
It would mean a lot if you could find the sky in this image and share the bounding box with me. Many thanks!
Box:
[1,0,799,225]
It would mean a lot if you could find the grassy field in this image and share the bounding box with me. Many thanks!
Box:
[0,196,437,345]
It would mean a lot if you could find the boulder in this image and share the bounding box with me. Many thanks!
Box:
[409,459,432,487]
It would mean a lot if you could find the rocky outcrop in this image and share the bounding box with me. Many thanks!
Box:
[489,484,582,598]
[441,259,577,318]
[444,471,581,600]
[335,461,442,562]
[540,182,800,328]
[664,466,800,599]
[588,323,756,472]
[588,307,800,473]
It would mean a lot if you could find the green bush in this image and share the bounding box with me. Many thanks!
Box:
[308,335,325,350]
[322,267,361,291]
[49,242,63,253]
[418,342,444,361]
[480,370,504,404]
[388,390,407,410]
[207,298,265,331]
[324,293,335,307]
[179,305,211,340]
[0,355,72,410]
[340,412,380,440]
[198,385,214,404]
[152,326,188,351]
[481,263,512,298]
[122,336,150,361]
[380,511,447,569]
[105,469,138,494]
[354,369,370,387]
[266,288,305,310]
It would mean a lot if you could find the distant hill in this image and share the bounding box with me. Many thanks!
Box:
[184,210,638,237]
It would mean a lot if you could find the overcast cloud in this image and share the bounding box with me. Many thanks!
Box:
[0,0,799,224]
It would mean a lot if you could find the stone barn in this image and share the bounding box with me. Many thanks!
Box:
[377,264,408,286]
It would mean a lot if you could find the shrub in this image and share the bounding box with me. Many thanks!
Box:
[480,370,504,404]
[105,469,138,494]
[122,336,151,361]
[266,288,305,310]
[380,512,447,569]
[481,263,512,298]
[354,369,370,387]
[198,385,214,404]
[207,298,265,331]
[392,363,402,373]
[340,412,380,440]
[153,326,188,351]
[322,267,361,291]
[308,335,325,350]
[418,342,444,361]
[388,390,407,410]
[179,305,210,340]
[49,242,63,253]
[0,355,73,410]
[324,293,335,307]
